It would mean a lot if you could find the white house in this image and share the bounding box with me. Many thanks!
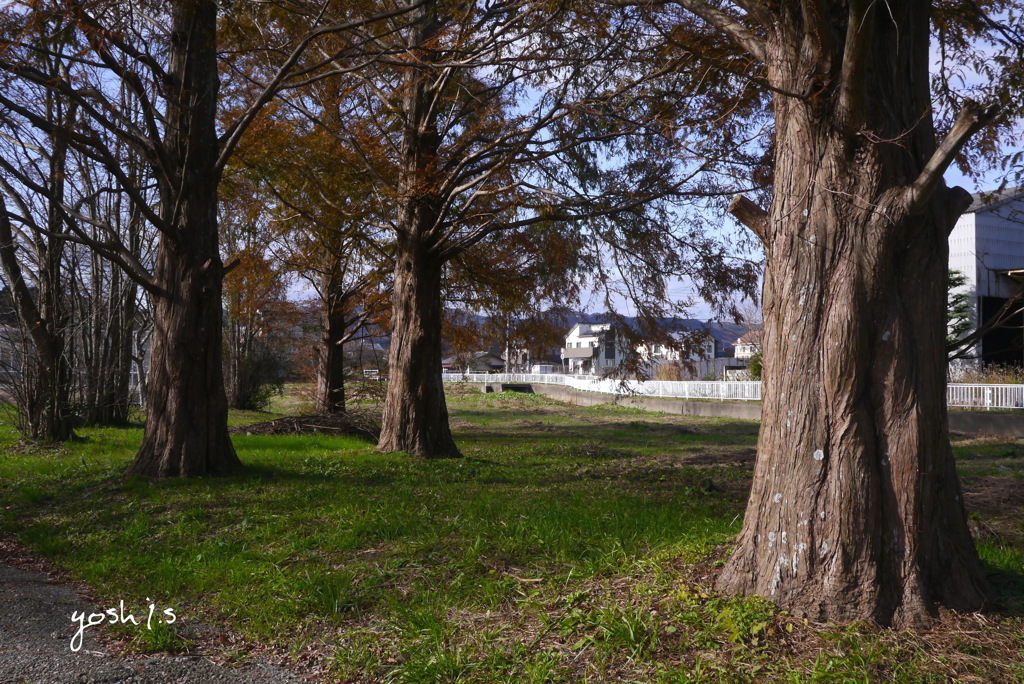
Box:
[636,332,715,364]
[562,322,626,374]
[734,330,763,361]
[948,188,1024,366]
[562,320,752,378]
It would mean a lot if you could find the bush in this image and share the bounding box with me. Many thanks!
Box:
[949,362,1024,384]
[747,350,763,380]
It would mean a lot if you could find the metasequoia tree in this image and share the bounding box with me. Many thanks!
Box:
[635,0,1024,624]
[219,175,302,411]
[229,103,392,415]
[62,84,156,426]
[0,11,156,433]
[303,0,759,456]
[0,0,421,475]
[0,60,76,442]
[0,0,243,473]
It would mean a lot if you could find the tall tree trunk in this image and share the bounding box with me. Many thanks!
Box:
[379,234,459,457]
[126,0,239,477]
[716,1,990,626]
[378,0,460,458]
[130,259,237,476]
[93,266,135,425]
[34,171,73,442]
[109,270,137,425]
[317,280,347,414]
[0,207,74,442]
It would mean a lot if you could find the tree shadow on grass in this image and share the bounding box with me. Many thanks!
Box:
[983,561,1024,618]
[231,463,397,489]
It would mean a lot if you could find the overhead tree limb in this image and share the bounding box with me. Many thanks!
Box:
[728,194,770,245]
[674,0,767,63]
[58,227,165,298]
[732,0,773,28]
[600,0,766,62]
[216,0,431,173]
[0,92,169,235]
[906,99,999,215]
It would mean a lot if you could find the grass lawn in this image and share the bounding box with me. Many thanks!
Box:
[0,388,1022,682]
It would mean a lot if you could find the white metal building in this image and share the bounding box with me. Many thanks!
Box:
[948,188,1024,365]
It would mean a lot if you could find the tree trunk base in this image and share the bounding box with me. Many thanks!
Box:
[126,432,241,478]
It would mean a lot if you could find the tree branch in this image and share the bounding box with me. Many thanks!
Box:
[0,195,45,344]
[948,286,1024,361]
[728,194,769,244]
[674,0,766,63]
[906,99,999,215]
[733,0,772,27]
[837,0,874,126]
[51,205,165,298]
[216,0,430,173]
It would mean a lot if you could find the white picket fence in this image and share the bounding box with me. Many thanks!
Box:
[442,372,1024,410]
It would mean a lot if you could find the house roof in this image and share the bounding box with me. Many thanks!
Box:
[563,347,596,359]
[567,321,611,338]
[968,186,1024,213]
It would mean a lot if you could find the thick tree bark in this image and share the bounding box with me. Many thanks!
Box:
[129,255,237,477]
[379,235,460,457]
[715,0,990,626]
[125,0,239,477]
[377,0,460,458]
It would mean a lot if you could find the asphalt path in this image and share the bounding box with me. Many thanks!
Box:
[0,563,302,684]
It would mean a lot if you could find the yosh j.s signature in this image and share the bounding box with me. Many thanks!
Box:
[70,599,176,652]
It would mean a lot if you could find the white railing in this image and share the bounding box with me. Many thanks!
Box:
[947,383,1024,410]
[563,376,763,401]
[441,372,762,402]
[442,373,1024,409]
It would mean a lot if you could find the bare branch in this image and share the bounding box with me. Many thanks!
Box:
[907,99,999,215]
[728,194,769,244]
[948,287,1024,361]
[0,195,44,336]
[216,0,430,172]
[674,0,766,63]
[54,205,165,297]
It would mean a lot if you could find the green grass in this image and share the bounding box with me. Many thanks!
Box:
[952,438,1024,477]
[0,390,1021,682]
